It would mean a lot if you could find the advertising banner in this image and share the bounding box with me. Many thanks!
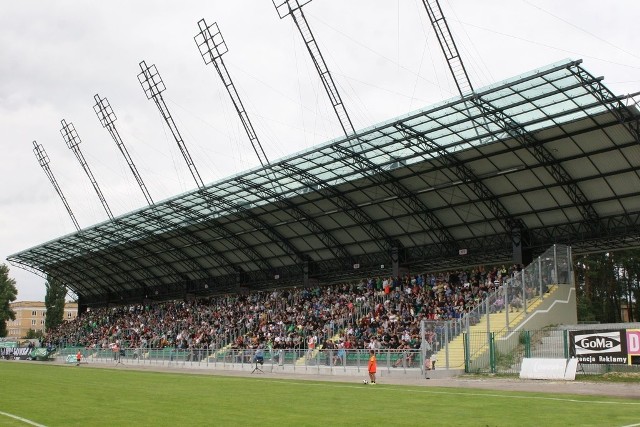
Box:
[0,347,32,360]
[627,329,640,365]
[0,341,18,349]
[569,329,636,365]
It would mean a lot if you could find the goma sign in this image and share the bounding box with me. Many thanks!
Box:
[569,329,639,365]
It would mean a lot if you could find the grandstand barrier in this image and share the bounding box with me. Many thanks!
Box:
[54,347,458,379]
[50,325,640,377]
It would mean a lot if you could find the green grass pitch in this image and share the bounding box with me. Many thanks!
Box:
[1,363,638,426]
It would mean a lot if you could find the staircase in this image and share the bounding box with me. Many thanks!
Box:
[294,333,343,366]
[434,285,560,369]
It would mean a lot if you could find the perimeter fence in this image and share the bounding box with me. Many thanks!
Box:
[57,346,434,375]
[465,327,640,375]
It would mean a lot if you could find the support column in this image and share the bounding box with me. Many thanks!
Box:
[303,259,309,288]
[512,226,523,265]
[235,272,243,294]
[391,246,400,278]
[77,294,88,316]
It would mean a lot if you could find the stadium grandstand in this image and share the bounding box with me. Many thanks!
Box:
[9,58,640,309]
[6,0,640,373]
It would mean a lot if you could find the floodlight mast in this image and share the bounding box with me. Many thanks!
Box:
[137,60,205,189]
[60,119,114,220]
[274,3,462,256]
[419,1,602,255]
[195,19,270,167]
[93,94,154,205]
[420,0,474,97]
[32,141,81,231]
[272,0,356,137]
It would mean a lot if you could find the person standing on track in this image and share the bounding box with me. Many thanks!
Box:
[368,349,377,384]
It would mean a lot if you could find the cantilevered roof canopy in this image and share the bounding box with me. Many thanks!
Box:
[9,59,640,307]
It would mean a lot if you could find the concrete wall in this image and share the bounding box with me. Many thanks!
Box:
[513,284,577,332]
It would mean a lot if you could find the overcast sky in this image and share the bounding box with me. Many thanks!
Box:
[1,0,638,302]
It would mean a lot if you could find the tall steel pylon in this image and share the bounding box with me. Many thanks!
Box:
[272,0,356,137]
[93,94,154,205]
[420,0,601,252]
[138,60,205,189]
[274,0,459,256]
[60,119,114,220]
[32,141,81,231]
[194,18,372,266]
[194,19,270,167]
[420,0,474,97]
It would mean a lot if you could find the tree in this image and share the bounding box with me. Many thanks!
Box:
[25,329,44,340]
[0,263,18,337]
[45,275,67,332]
[574,249,640,323]
[616,249,640,322]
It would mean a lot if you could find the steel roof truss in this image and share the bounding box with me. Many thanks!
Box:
[165,199,274,275]
[472,95,601,229]
[331,142,457,253]
[236,177,352,262]
[198,189,302,265]
[567,64,640,146]
[275,162,393,253]
[395,123,525,233]
[138,210,238,277]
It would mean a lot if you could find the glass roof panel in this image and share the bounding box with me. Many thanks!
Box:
[9,59,621,269]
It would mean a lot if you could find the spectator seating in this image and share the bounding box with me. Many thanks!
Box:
[47,264,524,358]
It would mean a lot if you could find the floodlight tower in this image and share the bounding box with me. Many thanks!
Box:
[419,0,603,262]
[137,60,205,189]
[60,119,114,220]
[420,0,473,97]
[32,141,81,231]
[93,94,154,205]
[274,2,461,259]
[272,0,356,137]
[194,19,270,167]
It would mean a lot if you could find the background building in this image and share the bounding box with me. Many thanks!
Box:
[6,301,78,339]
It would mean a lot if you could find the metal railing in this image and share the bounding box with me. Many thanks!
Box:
[420,244,573,369]
[58,347,429,375]
[465,328,640,375]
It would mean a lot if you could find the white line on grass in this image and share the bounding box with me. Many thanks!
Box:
[248,377,640,406]
[0,411,47,427]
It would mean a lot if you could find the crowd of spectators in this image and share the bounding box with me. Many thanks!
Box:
[47,264,524,359]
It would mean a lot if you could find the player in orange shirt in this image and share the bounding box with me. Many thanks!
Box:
[368,349,377,384]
